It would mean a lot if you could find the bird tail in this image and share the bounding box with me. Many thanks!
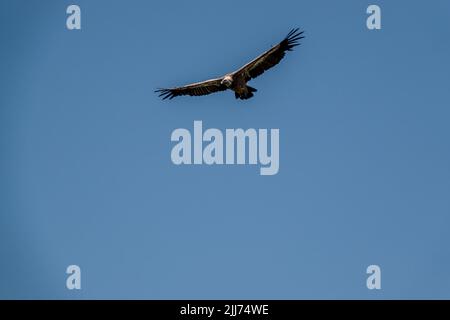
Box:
[235,86,257,100]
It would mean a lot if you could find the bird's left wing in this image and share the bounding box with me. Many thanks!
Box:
[156,77,227,100]
[233,28,304,81]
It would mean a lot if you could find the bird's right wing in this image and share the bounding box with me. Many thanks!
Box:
[233,28,304,81]
[156,77,227,100]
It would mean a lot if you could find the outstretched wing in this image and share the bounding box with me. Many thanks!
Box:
[233,28,304,81]
[155,77,227,100]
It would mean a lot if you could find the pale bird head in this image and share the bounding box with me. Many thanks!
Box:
[221,76,233,87]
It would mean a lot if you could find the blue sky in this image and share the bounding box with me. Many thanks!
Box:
[1,0,450,299]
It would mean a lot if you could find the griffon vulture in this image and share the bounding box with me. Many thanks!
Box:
[156,28,304,100]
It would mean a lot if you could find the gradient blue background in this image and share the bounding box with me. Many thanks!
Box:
[1,0,449,299]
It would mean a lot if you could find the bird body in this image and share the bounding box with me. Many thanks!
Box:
[156,28,304,101]
[227,73,256,100]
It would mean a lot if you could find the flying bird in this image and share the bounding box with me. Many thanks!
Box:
[156,28,304,100]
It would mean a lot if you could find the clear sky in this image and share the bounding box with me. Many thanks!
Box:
[1,0,450,299]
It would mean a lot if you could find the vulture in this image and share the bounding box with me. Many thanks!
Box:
[156,28,304,100]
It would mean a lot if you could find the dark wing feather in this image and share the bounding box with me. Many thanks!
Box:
[155,77,227,100]
[233,28,304,81]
